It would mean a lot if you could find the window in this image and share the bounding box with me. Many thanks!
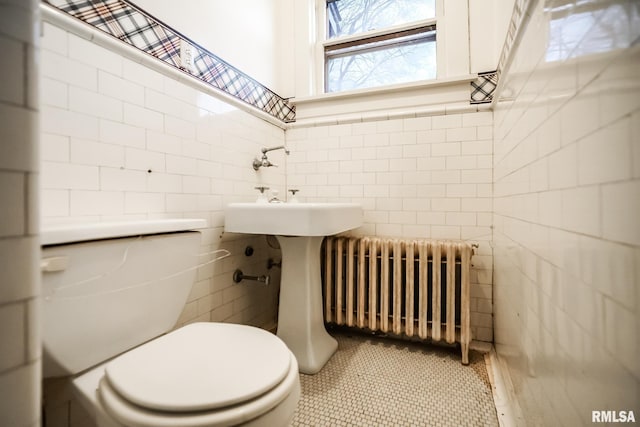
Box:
[324,0,437,93]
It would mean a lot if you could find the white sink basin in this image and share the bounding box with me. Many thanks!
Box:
[224,202,362,236]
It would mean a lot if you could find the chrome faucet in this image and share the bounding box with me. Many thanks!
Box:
[253,145,290,171]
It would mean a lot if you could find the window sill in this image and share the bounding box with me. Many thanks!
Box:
[290,74,478,126]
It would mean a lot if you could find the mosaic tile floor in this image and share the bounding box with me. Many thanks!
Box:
[290,331,499,427]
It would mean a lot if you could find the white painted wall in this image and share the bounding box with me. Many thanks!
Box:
[438,0,470,78]
[492,0,516,68]
[132,0,294,97]
[469,0,515,73]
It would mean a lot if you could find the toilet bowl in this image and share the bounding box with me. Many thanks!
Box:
[41,220,300,427]
[76,323,300,427]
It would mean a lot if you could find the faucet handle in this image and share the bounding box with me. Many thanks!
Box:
[288,189,299,196]
[254,186,270,194]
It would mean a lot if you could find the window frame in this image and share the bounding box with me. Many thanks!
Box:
[317,0,439,93]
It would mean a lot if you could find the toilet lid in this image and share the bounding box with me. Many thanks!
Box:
[103,323,292,412]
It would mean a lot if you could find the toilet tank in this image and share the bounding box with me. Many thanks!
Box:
[41,219,205,378]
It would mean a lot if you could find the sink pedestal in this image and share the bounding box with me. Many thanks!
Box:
[275,235,337,374]
[224,202,363,374]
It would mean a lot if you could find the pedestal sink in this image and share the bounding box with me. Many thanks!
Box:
[224,202,363,374]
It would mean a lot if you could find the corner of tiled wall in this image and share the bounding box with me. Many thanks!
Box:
[174,231,282,331]
[0,0,41,426]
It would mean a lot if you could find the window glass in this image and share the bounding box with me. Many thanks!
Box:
[327,0,436,39]
[326,27,436,92]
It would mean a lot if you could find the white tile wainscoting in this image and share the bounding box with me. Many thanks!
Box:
[492,0,640,424]
[0,1,41,426]
[39,17,288,330]
[286,109,495,343]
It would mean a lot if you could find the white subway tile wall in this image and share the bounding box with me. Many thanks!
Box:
[0,1,41,426]
[39,19,287,330]
[287,109,494,342]
[31,2,640,426]
[492,0,640,424]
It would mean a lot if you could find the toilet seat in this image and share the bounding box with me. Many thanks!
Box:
[97,323,300,427]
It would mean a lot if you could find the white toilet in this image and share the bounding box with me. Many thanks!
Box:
[41,219,300,427]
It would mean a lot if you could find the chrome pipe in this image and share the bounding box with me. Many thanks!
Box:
[233,269,270,285]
